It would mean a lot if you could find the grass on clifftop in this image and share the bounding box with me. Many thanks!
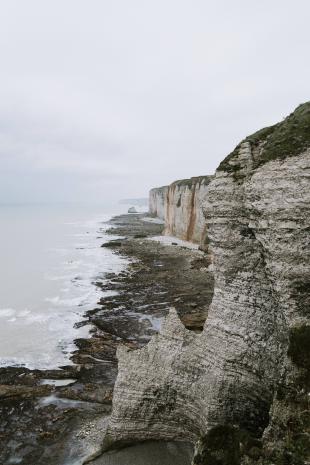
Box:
[171,175,213,189]
[218,102,310,172]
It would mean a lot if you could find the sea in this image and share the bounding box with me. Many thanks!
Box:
[0,202,132,370]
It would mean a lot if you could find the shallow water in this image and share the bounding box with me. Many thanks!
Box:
[91,441,193,465]
[40,378,77,386]
[0,202,131,369]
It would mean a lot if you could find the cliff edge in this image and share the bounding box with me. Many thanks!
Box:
[104,103,310,464]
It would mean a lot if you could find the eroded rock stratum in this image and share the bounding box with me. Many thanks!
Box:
[104,103,310,464]
[149,175,213,247]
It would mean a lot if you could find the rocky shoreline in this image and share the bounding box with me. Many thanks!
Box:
[0,212,214,465]
[104,104,310,465]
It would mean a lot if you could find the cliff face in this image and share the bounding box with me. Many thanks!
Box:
[105,103,310,464]
[165,176,213,244]
[149,176,213,246]
[149,186,168,220]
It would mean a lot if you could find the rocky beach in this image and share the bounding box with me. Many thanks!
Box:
[103,103,310,465]
[0,212,213,465]
[0,102,309,465]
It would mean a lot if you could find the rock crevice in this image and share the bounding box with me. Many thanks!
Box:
[105,103,310,464]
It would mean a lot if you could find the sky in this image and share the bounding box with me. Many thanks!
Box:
[0,0,309,204]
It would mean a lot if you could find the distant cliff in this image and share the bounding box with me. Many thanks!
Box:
[149,185,168,220]
[105,103,310,464]
[149,176,213,247]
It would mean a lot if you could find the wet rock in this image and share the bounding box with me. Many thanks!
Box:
[0,384,52,399]
[101,241,123,248]
[0,193,214,464]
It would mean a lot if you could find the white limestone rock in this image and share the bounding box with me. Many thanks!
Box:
[105,103,310,463]
[149,176,213,247]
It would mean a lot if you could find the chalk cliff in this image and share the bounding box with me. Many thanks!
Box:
[149,176,213,246]
[105,103,310,464]
[149,185,168,220]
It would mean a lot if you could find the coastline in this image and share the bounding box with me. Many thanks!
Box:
[0,205,129,371]
[0,212,214,465]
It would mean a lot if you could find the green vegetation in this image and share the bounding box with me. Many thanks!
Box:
[259,102,310,164]
[218,102,310,173]
[260,404,310,465]
[172,177,194,189]
[171,175,212,189]
[258,325,310,465]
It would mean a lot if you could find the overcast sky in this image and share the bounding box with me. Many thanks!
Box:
[0,0,309,203]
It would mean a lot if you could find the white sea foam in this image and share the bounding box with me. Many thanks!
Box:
[45,295,91,307]
[0,308,16,318]
[0,205,130,370]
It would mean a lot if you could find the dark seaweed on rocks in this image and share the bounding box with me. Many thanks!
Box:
[0,213,214,465]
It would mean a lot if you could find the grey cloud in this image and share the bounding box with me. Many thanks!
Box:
[0,0,309,203]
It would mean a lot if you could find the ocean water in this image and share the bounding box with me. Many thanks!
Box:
[0,203,131,369]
